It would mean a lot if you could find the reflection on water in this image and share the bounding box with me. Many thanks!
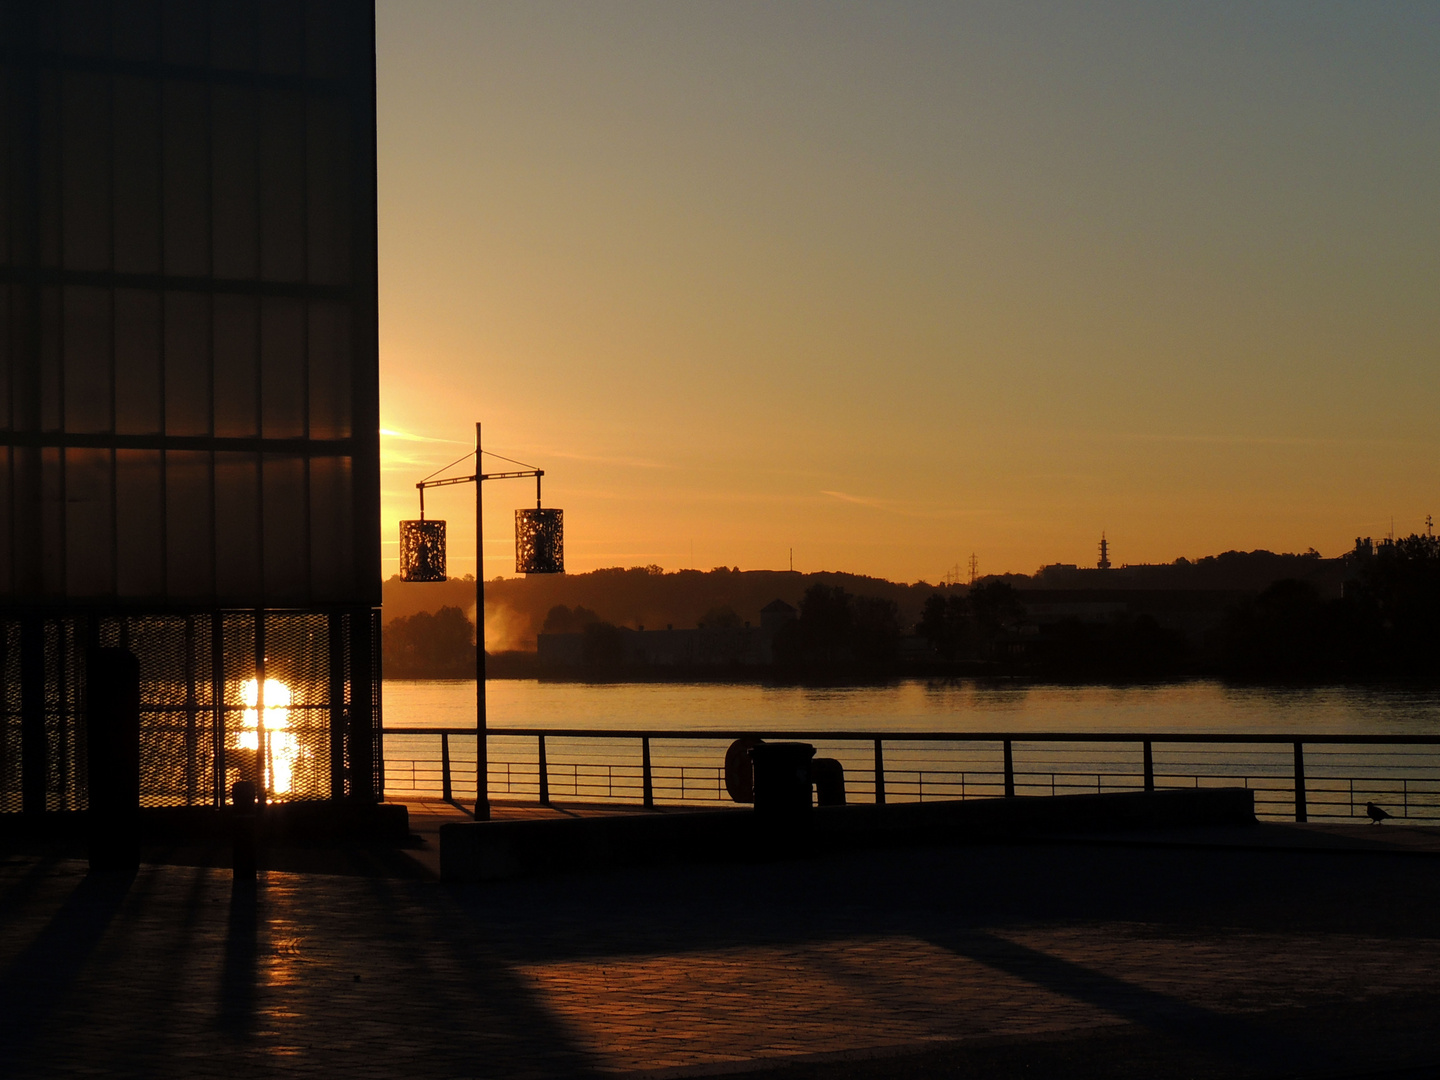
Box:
[382,679,1440,736]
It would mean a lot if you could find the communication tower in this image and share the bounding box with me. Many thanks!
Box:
[1098,533,1112,571]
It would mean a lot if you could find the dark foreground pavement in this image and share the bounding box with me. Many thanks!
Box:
[3,820,1440,1079]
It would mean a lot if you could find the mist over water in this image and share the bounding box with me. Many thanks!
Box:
[383,679,1440,736]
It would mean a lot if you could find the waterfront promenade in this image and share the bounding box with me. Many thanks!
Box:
[3,804,1440,1078]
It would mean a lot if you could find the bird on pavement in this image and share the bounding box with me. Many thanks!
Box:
[1366,802,1392,824]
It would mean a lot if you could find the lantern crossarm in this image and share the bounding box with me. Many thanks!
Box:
[415,469,546,518]
[415,469,541,491]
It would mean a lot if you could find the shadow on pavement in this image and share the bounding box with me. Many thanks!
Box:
[0,868,134,1062]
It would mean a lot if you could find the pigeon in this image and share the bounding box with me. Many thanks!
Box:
[1366,802,1391,825]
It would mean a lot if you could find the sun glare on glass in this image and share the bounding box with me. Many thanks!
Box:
[238,678,298,796]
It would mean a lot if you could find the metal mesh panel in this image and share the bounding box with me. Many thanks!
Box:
[219,613,256,803]
[399,520,446,582]
[0,608,381,814]
[129,616,214,809]
[44,620,85,812]
[515,508,564,575]
[261,614,332,802]
[0,624,19,813]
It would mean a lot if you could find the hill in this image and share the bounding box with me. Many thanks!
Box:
[381,548,1350,653]
[383,567,951,651]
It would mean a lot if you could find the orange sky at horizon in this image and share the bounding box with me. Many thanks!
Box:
[375,2,1439,584]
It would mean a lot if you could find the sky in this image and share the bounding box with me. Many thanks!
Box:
[375,1,1440,583]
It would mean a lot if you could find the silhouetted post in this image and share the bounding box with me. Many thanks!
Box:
[538,734,550,806]
[1143,740,1154,793]
[1003,740,1015,798]
[86,648,141,873]
[873,739,886,804]
[641,736,654,808]
[1293,741,1307,823]
[441,732,452,801]
[348,610,376,801]
[475,420,490,820]
[232,780,257,881]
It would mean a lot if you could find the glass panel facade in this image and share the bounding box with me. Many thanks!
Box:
[0,1,382,808]
[0,0,379,608]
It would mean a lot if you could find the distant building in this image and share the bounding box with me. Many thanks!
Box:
[760,598,797,633]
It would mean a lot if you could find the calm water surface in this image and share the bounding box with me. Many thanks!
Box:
[383,679,1440,736]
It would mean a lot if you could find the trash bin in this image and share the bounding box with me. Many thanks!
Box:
[749,742,816,815]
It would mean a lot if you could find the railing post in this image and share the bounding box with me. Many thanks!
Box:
[538,733,550,806]
[642,736,654,808]
[1143,740,1154,793]
[1003,739,1015,798]
[873,738,886,804]
[1293,741,1307,823]
[441,732,452,802]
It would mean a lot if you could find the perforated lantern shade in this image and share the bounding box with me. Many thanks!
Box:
[515,508,564,574]
[399,520,447,582]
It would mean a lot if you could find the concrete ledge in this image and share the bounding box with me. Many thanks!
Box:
[0,800,411,846]
[440,787,1255,882]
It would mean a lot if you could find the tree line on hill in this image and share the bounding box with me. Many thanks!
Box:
[912,534,1440,681]
[381,538,1440,682]
[1216,534,1440,680]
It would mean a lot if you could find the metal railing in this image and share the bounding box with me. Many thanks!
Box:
[380,728,1440,824]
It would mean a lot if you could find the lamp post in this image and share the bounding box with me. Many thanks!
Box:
[476,422,486,819]
[400,422,563,820]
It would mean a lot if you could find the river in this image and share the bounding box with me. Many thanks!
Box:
[382,678,1440,736]
[379,679,1440,821]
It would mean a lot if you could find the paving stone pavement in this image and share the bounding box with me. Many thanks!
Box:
[3,834,1440,1079]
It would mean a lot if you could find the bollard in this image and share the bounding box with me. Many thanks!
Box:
[813,758,846,806]
[750,742,816,817]
[232,780,258,881]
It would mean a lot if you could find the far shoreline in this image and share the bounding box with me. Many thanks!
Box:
[382,666,1440,693]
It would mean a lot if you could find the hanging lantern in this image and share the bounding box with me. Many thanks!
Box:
[515,508,564,574]
[399,519,447,582]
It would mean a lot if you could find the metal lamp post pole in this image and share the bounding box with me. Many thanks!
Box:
[475,421,489,820]
[412,423,549,821]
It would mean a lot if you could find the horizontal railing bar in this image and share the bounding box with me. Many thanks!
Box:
[383,726,1440,745]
